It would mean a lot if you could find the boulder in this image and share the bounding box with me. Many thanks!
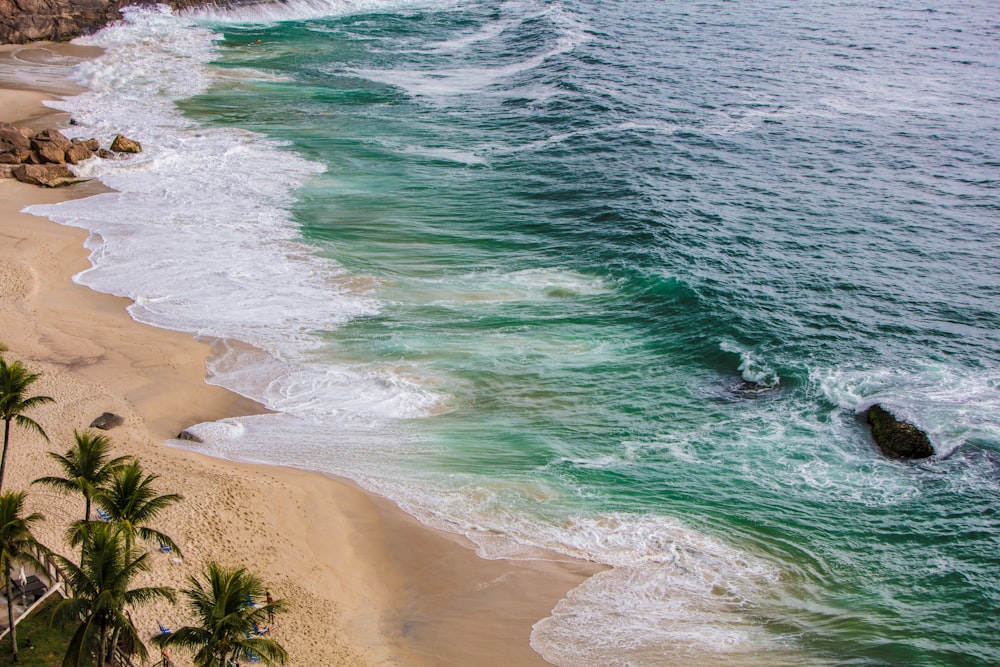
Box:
[33,128,72,151]
[72,137,100,152]
[866,404,934,459]
[110,134,142,153]
[176,430,203,443]
[65,143,95,164]
[35,140,66,164]
[13,163,77,187]
[90,411,124,430]
[0,123,30,151]
[0,164,15,179]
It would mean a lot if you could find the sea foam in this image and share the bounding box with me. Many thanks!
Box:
[24,6,807,665]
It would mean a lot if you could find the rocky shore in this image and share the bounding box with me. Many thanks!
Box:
[0,0,264,44]
[0,121,141,186]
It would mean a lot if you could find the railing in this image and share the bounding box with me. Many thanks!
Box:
[9,544,138,666]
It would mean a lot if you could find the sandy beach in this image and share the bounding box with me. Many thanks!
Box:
[0,42,598,667]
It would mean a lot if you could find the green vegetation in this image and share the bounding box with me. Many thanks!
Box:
[0,358,54,492]
[52,523,175,667]
[0,599,75,667]
[95,460,183,555]
[34,431,131,525]
[155,563,287,667]
[0,491,45,663]
[0,350,289,665]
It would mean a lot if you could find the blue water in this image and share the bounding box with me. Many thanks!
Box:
[29,1,1000,665]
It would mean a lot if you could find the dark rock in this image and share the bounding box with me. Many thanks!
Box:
[90,411,124,430]
[110,134,141,153]
[176,430,202,443]
[866,404,934,460]
[97,148,115,159]
[13,163,77,187]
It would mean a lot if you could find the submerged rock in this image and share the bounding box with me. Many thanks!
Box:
[866,404,934,459]
[176,430,203,444]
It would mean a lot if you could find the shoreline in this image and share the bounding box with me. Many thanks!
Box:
[0,41,599,666]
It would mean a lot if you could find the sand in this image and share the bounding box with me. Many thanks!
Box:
[0,42,599,667]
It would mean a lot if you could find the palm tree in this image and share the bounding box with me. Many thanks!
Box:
[154,562,287,667]
[94,459,184,555]
[52,522,175,666]
[0,357,54,491]
[0,491,45,664]
[33,430,131,524]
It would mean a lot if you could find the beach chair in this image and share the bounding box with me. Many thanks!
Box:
[157,621,171,635]
[159,543,172,554]
[251,621,269,636]
[96,508,112,521]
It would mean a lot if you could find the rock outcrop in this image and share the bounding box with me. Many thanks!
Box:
[0,0,267,44]
[0,122,141,187]
[866,404,934,460]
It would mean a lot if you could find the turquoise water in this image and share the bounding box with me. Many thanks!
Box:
[31,1,1000,664]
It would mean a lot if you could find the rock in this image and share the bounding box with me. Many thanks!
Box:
[33,128,72,150]
[176,430,203,443]
[866,404,934,460]
[0,164,15,179]
[110,134,141,153]
[65,143,94,164]
[13,163,77,187]
[97,148,115,159]
[90,411,124,430]
[0,123,30,151]
[35,140,65,164]
[72,137,100,152]
[0,146,26,164]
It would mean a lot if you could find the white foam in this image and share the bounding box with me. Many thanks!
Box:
[21,8,815,664]
[190,0,456,24]
[720,340,780,387]
[348,2,590,100]
[815,363,1000,457]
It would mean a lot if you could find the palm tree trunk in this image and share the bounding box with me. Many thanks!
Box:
[5,567,17,663]
[0,418,11,492]
[98,622,110,667]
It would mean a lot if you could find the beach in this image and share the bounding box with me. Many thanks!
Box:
[0,41,598,667]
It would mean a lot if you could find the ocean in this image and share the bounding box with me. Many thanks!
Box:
[26,1,1000,665]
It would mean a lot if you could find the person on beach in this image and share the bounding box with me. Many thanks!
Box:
[266,590,275,624]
